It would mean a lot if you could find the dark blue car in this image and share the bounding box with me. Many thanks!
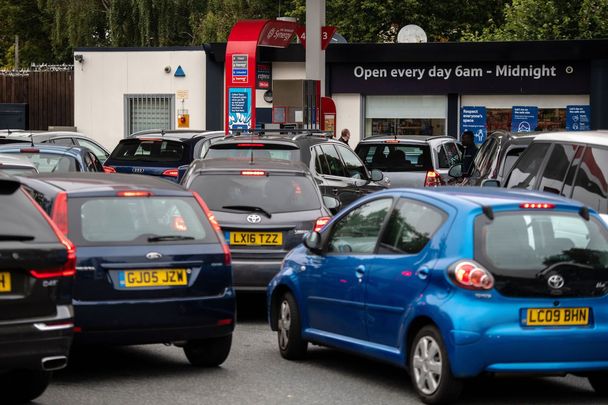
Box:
[21,173,235,366]
[0,144,105,173]
[268,187,608,404]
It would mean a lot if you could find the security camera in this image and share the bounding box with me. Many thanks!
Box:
[74,54,84,63]
[164,66,171,73]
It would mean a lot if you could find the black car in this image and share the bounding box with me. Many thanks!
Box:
[104,130,225,181]
[205,130,386,208]
[30,132,111,164]
[181,158,339,290]
[0,176,74,404]
[19,173,235,366]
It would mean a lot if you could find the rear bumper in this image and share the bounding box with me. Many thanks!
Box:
[232,259,282,290]
[0,305,73,371]
[73,288,236,345]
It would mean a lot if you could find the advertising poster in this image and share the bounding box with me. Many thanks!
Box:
[566,105,591,131]
[460,106,487,144]
[228,88,251,131]
[511,106,538,132]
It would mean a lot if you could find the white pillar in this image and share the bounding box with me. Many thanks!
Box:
[305,0,325,96]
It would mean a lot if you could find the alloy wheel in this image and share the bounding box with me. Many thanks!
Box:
[412,335,443,395]
[278,300,291,350]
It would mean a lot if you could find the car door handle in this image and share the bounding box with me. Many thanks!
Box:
[355,265,365,282]
[416,267,430,280]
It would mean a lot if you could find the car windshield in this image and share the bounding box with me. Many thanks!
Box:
[110,140,187,163]
[357,143,433,172]
[72,197,215,245]
[189,173,321,214]
[476,211,608,271]
[11,152,78,173]
[205,144,299,161]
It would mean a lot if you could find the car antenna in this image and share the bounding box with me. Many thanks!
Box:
[482,206,494,220]
[161,129,165,137]
[29,133,35,147]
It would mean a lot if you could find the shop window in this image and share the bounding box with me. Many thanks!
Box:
[124,94,174,137]
[365,96,447,137]
[486,108,567,133]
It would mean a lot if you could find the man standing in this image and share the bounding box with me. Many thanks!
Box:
[338,128,350,145]
[461,130,478,177]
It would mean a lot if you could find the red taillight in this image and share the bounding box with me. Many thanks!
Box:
[162,168,179,178]
[520,203,555,209]
[192,191,231,266]
[51,192,69,236]
[116,190,152,197]
[314,217,331,232]
[241,170,267,176]
[20,148,39,153]
[384,140,400,144]
[237,143,264,147]
[424,170,444,187]
[450,260,494,290]
[103,165,116,173]
[217,318,233,326]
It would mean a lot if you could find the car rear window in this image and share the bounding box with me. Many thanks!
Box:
[476,211,608,271]
[189,173,321,214]
[69,196,217,245]
[0,186,57,242]
[205,143,299,161]
[10,152,78,173]
[356,143,433,172]
[0,166,37,176]
[110,140,187,163]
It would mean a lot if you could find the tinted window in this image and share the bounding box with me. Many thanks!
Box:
[506,143,550,189]
[72,197,215,245]
[500,147,525,178]
[189,173,321,214]
[320,144,346,177]
[478,139,500,178]
[356,143,432,172]
[561,146,584,198]
[444,142,461,166]
[12,152,78,173]
[437,145,449,169]
[314,146,331,175]
[378,199,446,254]
[51,137,75,146]
[477,212,608,271]
[336,145,367,179]
[537,144,578,195]
[206,144,298,161]
[0,186,57,242]
[572,147,608,214]
[327,198,392,254]
[110,140,186,163]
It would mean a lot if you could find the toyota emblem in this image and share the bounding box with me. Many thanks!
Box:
[548,274,565,289]
[247,214,262,224]
[146,252,163,260]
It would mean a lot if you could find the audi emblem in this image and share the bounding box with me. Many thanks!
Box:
[247,214,262,224]
[146,252,163,260]
[548,274,565,289]
[132,168,145,173]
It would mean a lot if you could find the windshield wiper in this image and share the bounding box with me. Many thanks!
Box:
[0,235,35,241]
[222,205,272,218]
[147,235,195,242]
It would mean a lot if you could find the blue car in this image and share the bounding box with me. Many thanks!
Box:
[0,144,105,173]
[267,187,608,404]
[20,173,235,366]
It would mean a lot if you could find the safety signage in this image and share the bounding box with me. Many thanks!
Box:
[232,54,248,84]
[228,88,252,131]
[511,106,538,132]
[460,106,487,144]
[566,105,591,131]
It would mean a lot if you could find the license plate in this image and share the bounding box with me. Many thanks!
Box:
[0,272,10,292]
[524,307,590,326]
[119,269,188,288]
[228,232,282,246]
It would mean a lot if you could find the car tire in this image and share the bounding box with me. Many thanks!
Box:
[1,369,52,404]
[588,373,608,396]
[184,334,232,367]
[409,325,463,404]
[277,292,307,360]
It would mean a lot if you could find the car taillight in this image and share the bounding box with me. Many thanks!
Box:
[162,169,179,177]
[51,191,69,236]
[103,165,116,173]
[23,190,76,279]
[237,143,264,147]
[20,147,39,153]
[424,171,444,187]
[520,203,555,209]
[449,260,494,290]
[192,191,231,266]
[241,170,267,176]
[314,217,331,232]
[116,190,152,197]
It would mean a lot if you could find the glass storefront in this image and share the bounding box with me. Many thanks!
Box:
[487,108,567,132]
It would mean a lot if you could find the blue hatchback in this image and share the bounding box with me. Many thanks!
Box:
[267,187,608,404]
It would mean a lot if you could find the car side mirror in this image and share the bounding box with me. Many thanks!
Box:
[322,195,341,211]
[448,164,462,178]
[303,231,323,252]
[481,179,500,187]
[370,169,384,182]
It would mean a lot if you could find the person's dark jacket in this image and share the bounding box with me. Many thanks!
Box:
[462,144,478,176]
[339,137,349,145]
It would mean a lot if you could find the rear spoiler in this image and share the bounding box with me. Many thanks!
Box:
[0,176,21,194]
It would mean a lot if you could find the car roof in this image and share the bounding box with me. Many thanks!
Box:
[529,130,608,146]
[127,130,225,142]
[0,144,86,157]
[358,135,454,144]
[189,157,311,173]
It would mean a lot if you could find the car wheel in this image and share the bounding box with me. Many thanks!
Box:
[588,373,608,396]
[1,369,51,404]
[184,334,232,367]
[277,292,307,360]
[409,325,463,404]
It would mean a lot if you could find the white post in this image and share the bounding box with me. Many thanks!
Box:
[305,0,325,96]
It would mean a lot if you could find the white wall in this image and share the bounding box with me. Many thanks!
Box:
[333,94,362,146]
[74,50,206,150]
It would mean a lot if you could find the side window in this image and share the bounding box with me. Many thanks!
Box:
[537,144,579,195]
[327,198,393,254]
[336,145,367,179]
[89,152,104,172]
[437,145,449,169]
[378,199,446,254]
[500,147,525,178]
[84,152,96,172]
[320,144,347,177]
[561,146,584,197]
[444,142,461,165]
[78,139,108,162]
[479,139,499,177]
[52,138,76,146]
[506,143,551,190]
[314,146,331,175]
[572,147,608,213]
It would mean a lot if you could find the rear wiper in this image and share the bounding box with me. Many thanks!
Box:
[147,235,195,242]
[0,235,35,241]
[222,205,272,218]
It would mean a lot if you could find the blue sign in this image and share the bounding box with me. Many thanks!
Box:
[174,65,185,77]
[566,105,591,131]
[511,106,538,132]
[228,88,251,131]
[460,106,487,144]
